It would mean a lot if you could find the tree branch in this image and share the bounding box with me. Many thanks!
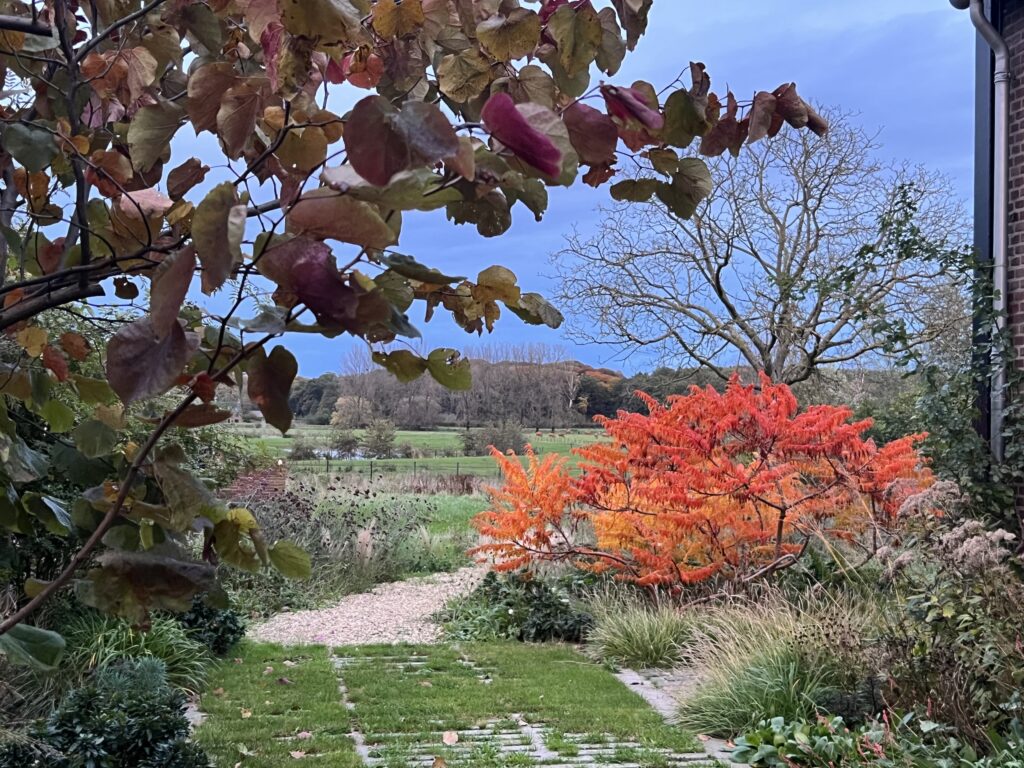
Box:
[0,14,51,36]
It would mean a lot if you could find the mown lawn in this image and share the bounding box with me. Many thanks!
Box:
[196,642,709,768]
[223,425,604,477]
[195,644,361,767]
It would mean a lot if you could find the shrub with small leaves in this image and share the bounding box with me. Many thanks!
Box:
[175,596,246,657]
[441,571,592,643]
[0,658,211,768]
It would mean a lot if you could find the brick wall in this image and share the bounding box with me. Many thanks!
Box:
[1006,1,1024,365]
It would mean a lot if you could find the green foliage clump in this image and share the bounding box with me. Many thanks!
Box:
[440,571,593,643]
[223,479,459,615]
[878,511,1024,743]
[585,594,695,668]
[62,612,211,693]
[361,418,397,459]
[330,427,360,457]
[732,715,1024,767]
[0,658,211,768]
[175,596,246,657]
[287,436,319,460]
[677,597,881,736]
[459,422,527,456]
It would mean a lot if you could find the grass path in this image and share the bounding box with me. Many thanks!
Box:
[195,643,717,768]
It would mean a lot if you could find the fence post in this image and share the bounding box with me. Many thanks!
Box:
[369,460,374,479]
[325,456,330,473]
[456,461,460,477]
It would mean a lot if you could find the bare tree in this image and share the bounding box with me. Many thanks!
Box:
[553,111,971,384]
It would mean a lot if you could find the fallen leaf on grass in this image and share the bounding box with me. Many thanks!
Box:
[419,680,432,687]
[432,758,447,768]
[442,731,459,746]
[233,658,244,664]
[297,731,312,740]
[263,665,274,675]
[240,708,253,719]
[277,677,294,685]
[290,751,306,759]
[213,687,226,697]
[283,660,298,667]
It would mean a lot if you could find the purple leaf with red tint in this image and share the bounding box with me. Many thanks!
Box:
[563,102,618,165]
[600,84,664,131]
[290,248,357,329]
[344,95,458,186]
[481,92,562,178]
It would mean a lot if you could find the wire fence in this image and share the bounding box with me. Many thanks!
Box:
[284,454,588,477]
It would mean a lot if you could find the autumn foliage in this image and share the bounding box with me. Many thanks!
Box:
[473,375,933,586]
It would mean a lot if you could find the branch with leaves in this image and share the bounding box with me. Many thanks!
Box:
[0,0,827,665]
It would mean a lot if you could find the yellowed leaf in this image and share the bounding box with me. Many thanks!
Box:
[16,326,48,357]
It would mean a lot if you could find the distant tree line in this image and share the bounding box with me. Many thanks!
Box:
[328,345,584,431]
[279,345,916,435]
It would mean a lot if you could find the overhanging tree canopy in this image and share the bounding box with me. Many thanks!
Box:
[0,0,826,659]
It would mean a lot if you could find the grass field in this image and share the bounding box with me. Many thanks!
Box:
[227,424,605,477]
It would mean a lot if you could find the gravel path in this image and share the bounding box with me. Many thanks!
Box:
[248,566,485,646]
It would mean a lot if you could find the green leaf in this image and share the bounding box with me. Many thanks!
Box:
[1,432,49,482]
[654,158,712,219]
[3,123,57,172]
[192,183,245,294]
[238,305,290,334]
[78,551,217,622]
[71,375,116,405]
[22,493,71,535]
[380,253,464,284]
[426,348,472,390]
[661,89,707,148]
[610,178,659,202]
[437,48,492,103]
[268,540,311,580]
[0,623,65,670]
[507,293,564,329]
[477,8,541,62]
[71,418,119,459]
[372,350,428,383]
[546,4,602,77]
[281,0,362,45]
[127,100,185,172]
[40,399,75,433]
[154,447,217,517]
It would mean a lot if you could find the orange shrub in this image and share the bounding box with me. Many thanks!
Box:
[472,374,933,586]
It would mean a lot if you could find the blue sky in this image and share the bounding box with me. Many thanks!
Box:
[209,1,979,378]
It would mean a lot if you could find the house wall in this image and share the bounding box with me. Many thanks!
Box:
[1005,1,1024,368]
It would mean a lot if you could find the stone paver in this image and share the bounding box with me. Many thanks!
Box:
[616,666,741,768]
[331,651,720,767]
